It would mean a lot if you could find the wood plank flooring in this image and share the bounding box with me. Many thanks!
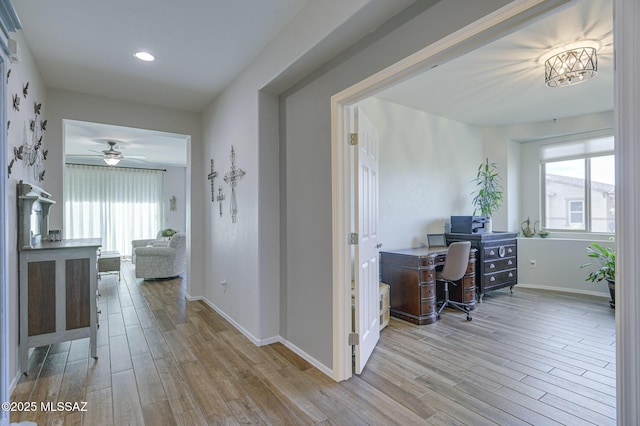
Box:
[11,260,616,425]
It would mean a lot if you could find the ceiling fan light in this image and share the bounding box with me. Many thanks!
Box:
[545,47,597,88]
[103,157,121,166]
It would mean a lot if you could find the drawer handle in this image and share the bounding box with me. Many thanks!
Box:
[489,250,495,256]
[508,260,513,265]
[499,246,506,258]
[508,272,514,278]
[489,263,495,269]
[490,276,496,282]
[508,248,513,253]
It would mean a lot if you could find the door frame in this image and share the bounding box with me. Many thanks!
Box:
[332,0,582,381]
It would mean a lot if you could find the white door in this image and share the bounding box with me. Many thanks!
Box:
[353,107,380,374]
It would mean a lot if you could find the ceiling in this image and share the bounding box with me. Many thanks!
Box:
[13,0,613,168]
[64,120,188,168]
[376,0,613,127]
[12,0,312,168]
[12,0,311,113]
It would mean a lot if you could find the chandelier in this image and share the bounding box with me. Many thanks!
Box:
[545,47,597,88]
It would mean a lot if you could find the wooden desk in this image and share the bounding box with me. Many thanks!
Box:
[380,247,476,325]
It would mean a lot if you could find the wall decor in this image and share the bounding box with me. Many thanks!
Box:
[216,186,225,217]
[207,158,217,202]
[20,96,48,182]
[223,145,246,223]
[12,93,19,111]
[22,82,28,98]
[7,68,11,82]
[169,195,177,211]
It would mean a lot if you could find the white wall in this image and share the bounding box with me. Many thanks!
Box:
[199,0,418,350]
[358,97,483,250]
[518,237,611,297]
[4,30,47,388]
[163,166,187,233]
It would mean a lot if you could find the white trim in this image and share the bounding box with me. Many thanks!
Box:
[516,283,610,299]
[185,293,331,377]
[331,0,573,382]
[279,339,333,378]
[614,0,640,422]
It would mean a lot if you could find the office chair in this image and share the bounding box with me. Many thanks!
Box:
[436,241,473,321]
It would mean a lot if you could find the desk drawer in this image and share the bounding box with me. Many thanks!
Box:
[484,257,515,272]
[420,269,435,283]
[420,284,435,299]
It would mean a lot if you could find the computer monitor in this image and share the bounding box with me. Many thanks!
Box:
[426,233,446,248]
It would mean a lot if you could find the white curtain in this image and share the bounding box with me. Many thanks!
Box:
[64,164,164,256]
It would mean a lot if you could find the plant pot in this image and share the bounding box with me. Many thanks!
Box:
[485,217,492,233]
[607,279,615,309]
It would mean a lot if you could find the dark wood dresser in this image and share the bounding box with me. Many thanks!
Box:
[380,247,476,325]
[445,232,518,301]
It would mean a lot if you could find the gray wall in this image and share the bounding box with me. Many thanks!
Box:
[281,0,512,368]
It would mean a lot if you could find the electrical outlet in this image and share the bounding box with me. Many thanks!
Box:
[529,260,537,268]
[220,279,227,286]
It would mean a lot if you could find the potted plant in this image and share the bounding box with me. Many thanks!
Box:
[471,158,503,233]
[581,243,615,308]
[161,228,177,238]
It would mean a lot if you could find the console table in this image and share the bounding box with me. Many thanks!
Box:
[380,247,476,325]
[19,238,101,374]
[445,232,518,301]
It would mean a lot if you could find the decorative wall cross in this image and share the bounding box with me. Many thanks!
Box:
[216,186,225,217]
[223,145,246,223]
[207,158,217,202]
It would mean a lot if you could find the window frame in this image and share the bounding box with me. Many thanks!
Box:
[540,135,614,234]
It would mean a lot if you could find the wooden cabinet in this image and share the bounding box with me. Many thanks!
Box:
[19,238,101,374]
[445,232,518,301]
[380,248,476,325]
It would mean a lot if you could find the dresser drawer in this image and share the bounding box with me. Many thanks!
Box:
[484,257,516,272]
[484,269,516,285]
[484,244,516,261]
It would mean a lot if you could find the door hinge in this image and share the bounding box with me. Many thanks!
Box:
[348,233,358,245]
[349,333,359,345]
[349,133,358,146]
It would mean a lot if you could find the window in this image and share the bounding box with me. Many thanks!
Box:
[568,200,584,227]
[541,136,614,233]
[64,164,164,254]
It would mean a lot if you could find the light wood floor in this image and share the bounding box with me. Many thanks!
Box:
[11,260,616,425]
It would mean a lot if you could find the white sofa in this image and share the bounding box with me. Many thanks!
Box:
[134,233,186,280]
[131,232,167,264]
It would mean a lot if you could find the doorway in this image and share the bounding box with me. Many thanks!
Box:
[332,0,608,381]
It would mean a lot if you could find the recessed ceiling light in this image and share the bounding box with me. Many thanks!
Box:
[134,51,155,62]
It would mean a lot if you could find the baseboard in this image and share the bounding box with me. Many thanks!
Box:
[279,338,333,378]
[9,371,20,402]
[516,283,611,299]
[184,293,333,378]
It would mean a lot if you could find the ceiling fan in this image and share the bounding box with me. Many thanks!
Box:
[102,141,123,166]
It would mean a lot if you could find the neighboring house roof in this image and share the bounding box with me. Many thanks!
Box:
[546,174,615,194]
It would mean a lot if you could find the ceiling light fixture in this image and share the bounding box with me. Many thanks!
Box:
[134,51,155,62]
[103,141,123,166]
[544,47,597,88]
